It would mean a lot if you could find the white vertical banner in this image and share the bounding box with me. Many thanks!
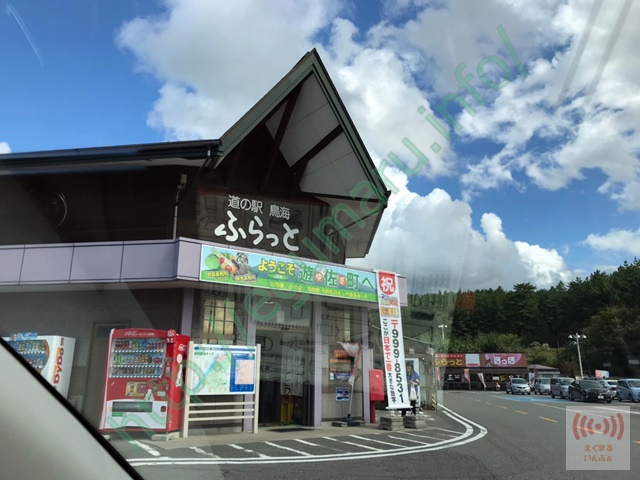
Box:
[478,372,486,389]
[376,271,410,409]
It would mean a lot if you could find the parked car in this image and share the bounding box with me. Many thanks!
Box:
[506,378,531,395]
[533,378,551,395]
[616,379,640,402]
[598,379,618,398]
[550,377,574,399]
[568,379,613,403]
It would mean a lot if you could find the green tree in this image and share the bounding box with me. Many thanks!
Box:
[610,259,640,309]
[582,306,640,377]
[505,283,539,342]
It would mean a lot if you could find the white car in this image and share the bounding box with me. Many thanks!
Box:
[598,379,618,398]
[506,378,531,395]
[617,379,640,402]
[533,378,551,395]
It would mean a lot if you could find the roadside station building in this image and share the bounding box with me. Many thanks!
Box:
[527,364,560,379]
[0,50,409,429]
[436,353,529,390]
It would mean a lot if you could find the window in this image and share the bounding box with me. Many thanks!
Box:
[201,294,236,342]
[327,306,357,343]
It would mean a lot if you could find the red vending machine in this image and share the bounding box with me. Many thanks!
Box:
[98,328,189,433]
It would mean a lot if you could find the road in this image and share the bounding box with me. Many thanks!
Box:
[117,391,640,479]
[440,390,640,478]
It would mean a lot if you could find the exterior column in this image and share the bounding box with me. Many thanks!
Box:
[361,307,371,424]
[243,293,258,432]
[180,288,195,337]
[313,299,323,426]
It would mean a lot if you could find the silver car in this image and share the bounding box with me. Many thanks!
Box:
[506,378,531,395]
[550,377,574,399]
[533,378,551,395]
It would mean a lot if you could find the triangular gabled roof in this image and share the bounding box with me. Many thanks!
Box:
[218,49,390,259]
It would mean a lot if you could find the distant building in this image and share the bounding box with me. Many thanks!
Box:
[435,353,528,390]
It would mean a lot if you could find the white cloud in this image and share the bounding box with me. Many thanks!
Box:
[320,20,454,179]
[590,264,620,274]
[426,0,640,210]
[348,169,573,291]
[354,1,640,211]
[116,0,344,139]
[584,228,640,256]
[0,142,10,154]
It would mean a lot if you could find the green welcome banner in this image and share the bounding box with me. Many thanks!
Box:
[199,245,378,302]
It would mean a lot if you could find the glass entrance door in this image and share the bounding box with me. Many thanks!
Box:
[253,299,313,426]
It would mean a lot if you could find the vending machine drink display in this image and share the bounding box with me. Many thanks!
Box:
[3,333,76,397]
[98,328,189,433]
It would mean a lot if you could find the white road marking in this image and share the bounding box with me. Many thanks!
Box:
[396,432,454,442]
[127,407,486,466]
[128,440,161,457]
[491,394,640,415]
[189,446,219,458]
[509,401,640,418]
[293,439,321,447]
[228,444,269,458]
[264,441,311,456]
[427,432,460,437]
[337,441,382,451]
[388,435,430,445]
[348,435,404,448]
[432,427,465,435]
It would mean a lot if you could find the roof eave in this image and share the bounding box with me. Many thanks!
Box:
[0,139,222,169]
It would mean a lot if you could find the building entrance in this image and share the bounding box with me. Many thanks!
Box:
[254,300,313,426]
[256,327,313,425]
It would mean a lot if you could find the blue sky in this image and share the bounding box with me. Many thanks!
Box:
[2,0,639,292]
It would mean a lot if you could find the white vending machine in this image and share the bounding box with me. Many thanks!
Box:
[3,333,76,397]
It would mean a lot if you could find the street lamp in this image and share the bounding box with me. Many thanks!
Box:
[438,324,448,340]
[569,333,587,378]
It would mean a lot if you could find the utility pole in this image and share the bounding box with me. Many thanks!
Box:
[569,333,586,378]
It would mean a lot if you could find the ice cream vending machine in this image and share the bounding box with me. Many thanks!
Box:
[98,328,189,433]
[3,333,76,397]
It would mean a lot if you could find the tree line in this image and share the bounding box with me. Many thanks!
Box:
[402,259,640,377]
